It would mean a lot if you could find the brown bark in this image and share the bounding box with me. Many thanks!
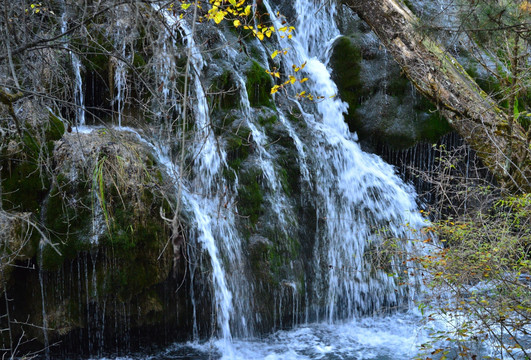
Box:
[0,89,24,139]
[343,0,530,192]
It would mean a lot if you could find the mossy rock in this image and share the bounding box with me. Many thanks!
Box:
[330,36,363,131]
[237,168,263,225]
[210,70,240,110]
[330,35,452,149]
[225,126,252,174]
[4,129,182,350]
[246,61,273,108]
[38,131,174,279]
[1,111,65,213]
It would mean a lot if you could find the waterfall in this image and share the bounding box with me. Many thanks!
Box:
[263,0,427,321]
[26,1,432,356]
[152,6,243,349]
[150,0,428,342]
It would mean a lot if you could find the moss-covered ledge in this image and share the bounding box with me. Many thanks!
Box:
[1,128,191,353]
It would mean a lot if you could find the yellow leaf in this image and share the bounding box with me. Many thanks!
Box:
[271,50,279,59]
[229,0,237,5]
[214,11,225,24]
[244,5,251,16]
[300,78,308,83]
[289,75,296,84]
[300,61,307,69]
[181,3,191,10]
[233,19,241,27]
[265,30,272,38]
[271,85,280,94]
[278,26,287,32]
[257,32,264,40]
[274,72,280,78]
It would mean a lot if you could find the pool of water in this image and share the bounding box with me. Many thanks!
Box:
[95,313,429,360]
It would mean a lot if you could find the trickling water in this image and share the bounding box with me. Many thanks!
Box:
[73,55,86,126]
[61,5,85,126]
[148,6,243,350]
[112,13,130,128]
[38,243,50,360]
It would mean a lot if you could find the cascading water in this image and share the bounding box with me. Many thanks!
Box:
[262,0,427,322]
[151,6,246,350]
[143,0,429,356]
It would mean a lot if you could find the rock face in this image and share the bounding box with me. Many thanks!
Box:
[330,6,451,149]
[1,128,191,355]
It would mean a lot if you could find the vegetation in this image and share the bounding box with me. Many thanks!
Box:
[415,197,531,359]
[385,142,531,359]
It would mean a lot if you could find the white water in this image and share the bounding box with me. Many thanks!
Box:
[112,8,131,128]
[262,0,427,322]
[90,312,429,360]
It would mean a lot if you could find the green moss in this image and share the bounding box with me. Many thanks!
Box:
[387,74,410,100]
[237,169,263,225]
[246,61,273,107]
[101,218,168,299]
[132,52,146,68]
[263,230,301,282]
[211,70,240,110]
[214,114,239,137]
[329,36,363,132]
[46,111,65,141]
[258,115,277,127]
[402,0,414,11]
[2,161,49,213]
[249,46,262,60]
[72,28,113,73]
[226,127,252,171]
[41,179,93,270]
[21,130,41,157]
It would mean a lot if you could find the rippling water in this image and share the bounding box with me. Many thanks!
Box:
[93,312,428,360]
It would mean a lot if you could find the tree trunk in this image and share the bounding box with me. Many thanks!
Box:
[343,0,530,193]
